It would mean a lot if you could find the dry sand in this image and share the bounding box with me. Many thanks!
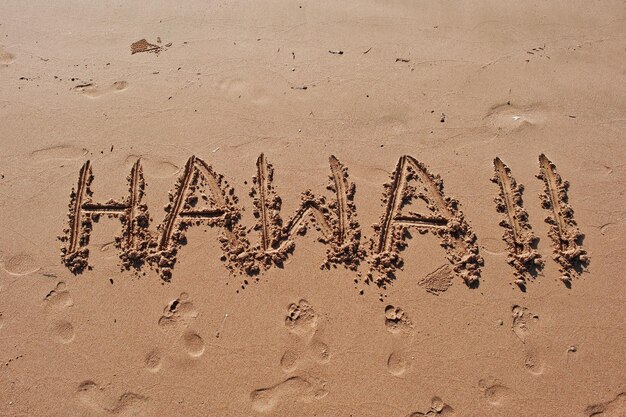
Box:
[1,1,625,416]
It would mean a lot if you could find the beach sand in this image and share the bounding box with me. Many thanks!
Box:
[0,1,625,416]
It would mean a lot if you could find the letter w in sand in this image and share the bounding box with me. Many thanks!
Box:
[251,154,364,271]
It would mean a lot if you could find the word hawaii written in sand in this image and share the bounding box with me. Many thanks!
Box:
[59,154,588,289]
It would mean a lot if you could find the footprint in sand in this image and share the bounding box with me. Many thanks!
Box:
[478,378,512,406]
[511,305,545,375]
[144,349,162,372]
[522,351,545,375]
[385,305,413,334]
[72,81,128,98]
[387,351,410,377]
[251,300,330,413]
[250,376,328,413]
[51,320,75,344]
[213,76,270,105]
[511,305,538,342]
[285,299,318,337]
[182,330,205,357]
[0,46,15,65]
[158,293,198,328]
[154,293,205,360]
[44,282,74,310]
[43,282,75,344]
[76,380,149,417]
[406,397,457,417]
[1,252,40,276]
[585,392,626,417]
[385,305,414,377]
[280,299,331,373]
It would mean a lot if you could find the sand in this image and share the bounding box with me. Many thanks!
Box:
[1,1,625,416]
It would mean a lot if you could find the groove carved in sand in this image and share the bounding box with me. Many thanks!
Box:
[326,155,365,270]
[329,155,349,242]
[537,154,588,284]
[492,157,542,287]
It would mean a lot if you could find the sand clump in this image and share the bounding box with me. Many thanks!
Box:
[130,38,170,55]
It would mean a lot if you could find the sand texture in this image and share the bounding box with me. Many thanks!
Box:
[1,1,625,416]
